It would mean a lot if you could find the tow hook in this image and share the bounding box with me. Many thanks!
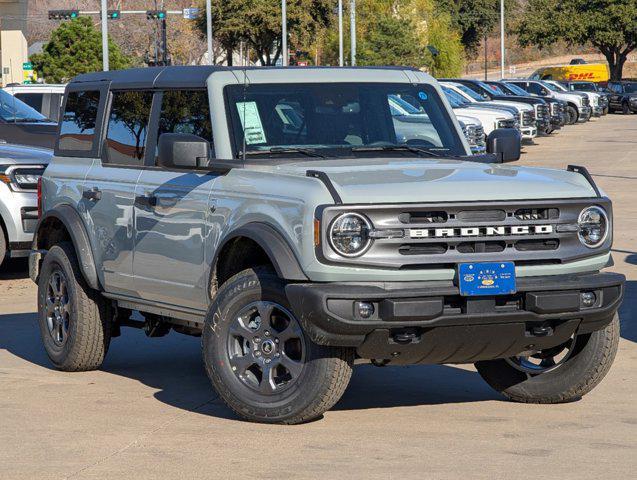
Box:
[392,329,421,344]
[530,324,553,337]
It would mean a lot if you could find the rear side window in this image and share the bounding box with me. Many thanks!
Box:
[15,93,43,112]
[158,90,212,141]
[58,90,101,152]
[105,91,153,165]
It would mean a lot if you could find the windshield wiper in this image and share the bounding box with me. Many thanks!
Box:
[240,146,326,158]
[350,144,445,157]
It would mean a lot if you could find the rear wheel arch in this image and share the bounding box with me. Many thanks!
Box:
[34,206,100,290]
[210,224,308,298]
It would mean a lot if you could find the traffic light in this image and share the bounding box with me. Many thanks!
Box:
[146,10,167,20]
[48,10,79,20]
[107,10,121,20]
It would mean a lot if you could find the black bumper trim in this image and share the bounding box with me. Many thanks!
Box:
[285,272,624,362]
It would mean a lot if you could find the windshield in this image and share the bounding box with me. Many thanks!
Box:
[572,82,596,92]
[226,83,466,157]
[486,83,505,95]
[454,84,485,102]
[441,87,470,108]
[624,83,637,93]
[502,82,529,96]
[0,90,48,122]
[542,81,561,92]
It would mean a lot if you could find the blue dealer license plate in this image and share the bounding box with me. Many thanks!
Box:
[458,262,516,296]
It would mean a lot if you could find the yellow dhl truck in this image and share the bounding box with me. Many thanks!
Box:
[529,63,610,83]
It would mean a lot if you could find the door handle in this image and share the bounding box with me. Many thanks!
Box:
[134,194,157,208]
[82,187,102,202]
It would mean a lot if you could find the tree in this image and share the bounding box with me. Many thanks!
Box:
[30,17,132,83]
[195,0,331,66]
[357,16,428,66]
[517,0,637,81]
[437,0,499,56]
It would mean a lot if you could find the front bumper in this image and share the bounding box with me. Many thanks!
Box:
[592,106,604,117]
[578,106,592,122]
[286,272,624,365]
[520,126,537,140]
[0,183,38,256]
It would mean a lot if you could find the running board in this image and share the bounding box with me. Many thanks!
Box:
[102,293,206,327]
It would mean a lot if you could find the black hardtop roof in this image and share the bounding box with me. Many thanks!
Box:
[69,65,419,89]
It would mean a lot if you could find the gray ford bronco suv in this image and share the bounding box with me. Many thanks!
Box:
[30,66,624,424]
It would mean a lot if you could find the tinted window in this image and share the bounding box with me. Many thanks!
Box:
[105,91,153,165]
[14,93,43,112]
[156,90,212,160]
[0,90,48,122]
[226,83,465,156]
[58,90,101,152]
[527,83,545,95]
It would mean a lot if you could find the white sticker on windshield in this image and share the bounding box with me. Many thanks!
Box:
[236,101,267,145]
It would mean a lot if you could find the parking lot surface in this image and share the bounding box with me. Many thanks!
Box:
[1,114,636,480]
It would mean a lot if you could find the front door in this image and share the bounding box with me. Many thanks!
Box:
[133,90,218,310]
[84,89,153,296]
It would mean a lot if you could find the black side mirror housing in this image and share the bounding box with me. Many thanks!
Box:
[157,133,210,169]
[487,128,521,162]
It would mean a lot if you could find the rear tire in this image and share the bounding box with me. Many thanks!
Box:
[566,105,578,124]
[37,242,111,371]
[475,315,619,404]
[202,267,354,424]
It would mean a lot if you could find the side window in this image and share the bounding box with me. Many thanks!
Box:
[156,90,212,162]
[527,82,544,95]
[15,93,43,112]
[58,90,101,152]
[105,90,153,165]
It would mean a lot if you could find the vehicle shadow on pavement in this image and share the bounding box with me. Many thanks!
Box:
[619,280,636,344]
[0,312,504,421]
[0,259,30,281]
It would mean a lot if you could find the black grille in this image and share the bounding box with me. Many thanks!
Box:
[514,208,559,220]
[399,211,448,224]
[522,110,535,126]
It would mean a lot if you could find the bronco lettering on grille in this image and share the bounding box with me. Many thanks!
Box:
[409,225,553,238]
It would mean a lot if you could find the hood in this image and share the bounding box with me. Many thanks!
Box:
[455,106,510,120]
[487,100,532,111]
[455,114,481,126]
[262,158,597,203]
[0,142,53,165]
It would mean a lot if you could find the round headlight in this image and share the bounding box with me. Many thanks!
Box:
[578,206,609,248]
[328,213,372,257]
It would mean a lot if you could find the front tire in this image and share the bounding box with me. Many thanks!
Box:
[475,315,619,403]
[622,101,631,115]
[202,268,354,424]
[37,243,111,371]
[566,105,578,124]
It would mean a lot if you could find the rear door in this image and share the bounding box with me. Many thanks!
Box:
[132,89,218,310]
[84,89,153,296]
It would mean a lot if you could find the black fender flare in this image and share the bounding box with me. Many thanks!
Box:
[33,205,100,290]
[214,223,308,282]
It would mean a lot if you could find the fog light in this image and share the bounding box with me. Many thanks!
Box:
[581,291,597,308]
[355,301,374,319]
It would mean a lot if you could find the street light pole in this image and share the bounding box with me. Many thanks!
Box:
[100,0,109,71]
[350,0,356,66]
[205,0,213,65]
[338,0,343,66]
[500,0,505,79]
[282,0,288,66]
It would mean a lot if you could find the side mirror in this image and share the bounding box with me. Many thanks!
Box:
[541,88,549,96]
[157,133,210,169]
[486,128,521,162]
